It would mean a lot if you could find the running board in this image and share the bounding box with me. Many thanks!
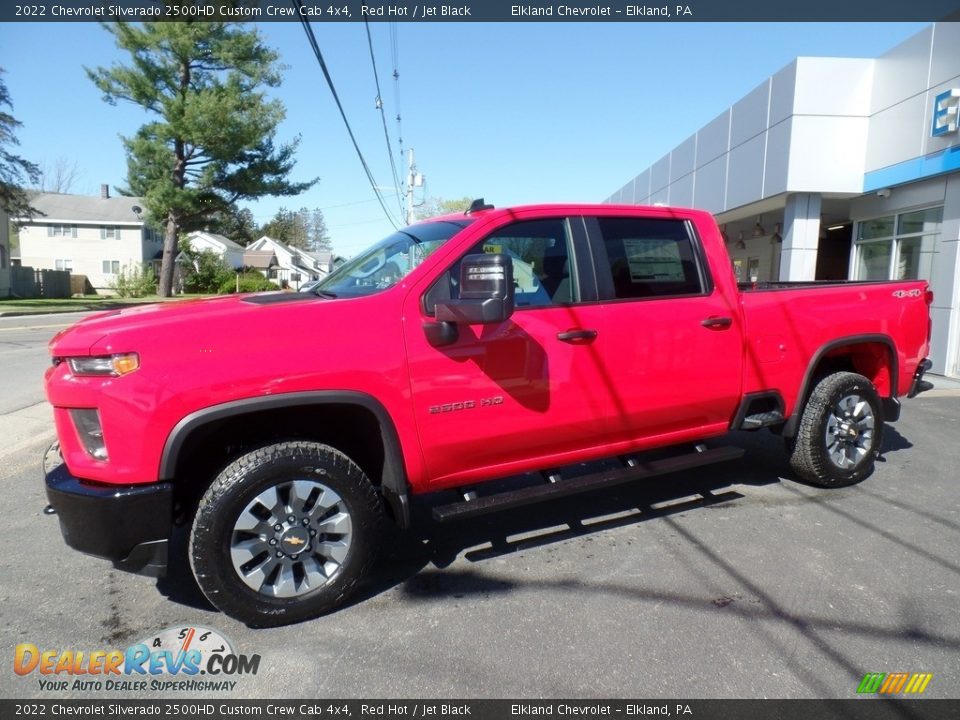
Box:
[432,446,745,523]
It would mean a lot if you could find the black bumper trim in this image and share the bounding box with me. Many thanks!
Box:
[44,461,172,574]
[907,358,934,399]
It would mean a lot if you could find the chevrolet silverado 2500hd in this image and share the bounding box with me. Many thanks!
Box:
[43,202,934,626]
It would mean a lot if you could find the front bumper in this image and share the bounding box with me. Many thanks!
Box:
[907,358,934,398]
[44,448,172,577]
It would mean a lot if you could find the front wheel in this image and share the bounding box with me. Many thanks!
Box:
[189,441,385,627]
[787,371,884,488]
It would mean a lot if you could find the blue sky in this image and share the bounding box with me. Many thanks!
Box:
[1,21,926,257]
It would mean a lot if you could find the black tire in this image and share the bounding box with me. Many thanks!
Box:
[189,441,384,627]
[788,371,884,488]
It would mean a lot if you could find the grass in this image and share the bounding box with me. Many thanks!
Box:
[0,294,214,315]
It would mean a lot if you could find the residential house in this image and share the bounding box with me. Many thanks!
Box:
[245,235,331,289]
[0,208,10,297]
[181,230,247,269]
[13,186,162,293]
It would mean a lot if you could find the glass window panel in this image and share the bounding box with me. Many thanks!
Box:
[858,216,894,240]
[856,240,892,280]
[897,207,942,236]
[895,235,936,281]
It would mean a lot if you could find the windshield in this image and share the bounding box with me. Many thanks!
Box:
[313,220,472,298]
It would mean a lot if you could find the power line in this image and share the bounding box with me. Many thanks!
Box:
[364,19,406,220]
[389,23,405,172]
[292,2,402,230]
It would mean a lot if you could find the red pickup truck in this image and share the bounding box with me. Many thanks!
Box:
[44,202,933,626]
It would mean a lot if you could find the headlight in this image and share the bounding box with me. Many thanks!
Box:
[67,353,140,377]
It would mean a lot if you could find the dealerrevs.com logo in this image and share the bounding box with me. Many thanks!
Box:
[14,626,260,693]
[857,672,933,695]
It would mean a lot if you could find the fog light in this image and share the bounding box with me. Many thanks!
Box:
[70,409,108,461]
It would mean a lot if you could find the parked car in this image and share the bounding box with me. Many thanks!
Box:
[43,202,933,626]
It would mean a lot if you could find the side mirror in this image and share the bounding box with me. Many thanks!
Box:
[435,253,514,325]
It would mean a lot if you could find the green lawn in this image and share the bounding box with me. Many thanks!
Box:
[0,294,214,315]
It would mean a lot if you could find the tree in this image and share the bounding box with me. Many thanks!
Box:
[88,22,316,297]
[215,206,258,246]
[260,206,308,249]
[417,196,473,220]
[0,68,40,218]
[37,156,82,194]
[309,207,331,253]
[259,206,329,251]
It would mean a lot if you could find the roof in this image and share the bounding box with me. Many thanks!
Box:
[186,230,246,252]
[243,250,277,269]
[14,191,147,224]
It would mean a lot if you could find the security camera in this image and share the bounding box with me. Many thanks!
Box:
[876,188,892,198]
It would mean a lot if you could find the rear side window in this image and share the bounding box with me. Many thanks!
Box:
[598,217,705,300]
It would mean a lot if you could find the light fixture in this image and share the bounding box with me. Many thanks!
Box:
[721,224,730,244]
[752,216,765,238]
[827,224,845,231]
[736,232,746,250]
[771,223,782,244]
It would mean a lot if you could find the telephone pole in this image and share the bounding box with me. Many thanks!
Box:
[405,148,423,225]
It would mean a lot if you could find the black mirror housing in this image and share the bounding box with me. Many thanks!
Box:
[434,253,514,325]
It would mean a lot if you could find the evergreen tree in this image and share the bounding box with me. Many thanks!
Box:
[88,22,315,296]
[0,68,40,218]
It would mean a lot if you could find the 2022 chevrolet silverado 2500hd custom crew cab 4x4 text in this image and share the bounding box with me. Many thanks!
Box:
[43,202,934,626]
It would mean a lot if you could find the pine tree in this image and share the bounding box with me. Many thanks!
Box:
[0,68,40,218]
[88,22,315,296]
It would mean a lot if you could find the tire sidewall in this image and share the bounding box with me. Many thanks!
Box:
[190,443,381,626]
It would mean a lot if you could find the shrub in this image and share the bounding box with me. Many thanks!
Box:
[179,240,234,293]
[218,272,276,294]
[110,264,157,298]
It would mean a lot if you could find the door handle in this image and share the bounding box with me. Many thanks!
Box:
[556,329,598,342]
[701,316,733,330]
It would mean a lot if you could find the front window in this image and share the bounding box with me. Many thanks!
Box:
[313,220,470,299]
[853,207,941,281]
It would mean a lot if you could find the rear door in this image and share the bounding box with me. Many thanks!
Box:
[402,215,612,487]
[587,215,743,443]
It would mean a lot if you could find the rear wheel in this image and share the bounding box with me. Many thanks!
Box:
[787,372,884,487]
[189,441,384,627]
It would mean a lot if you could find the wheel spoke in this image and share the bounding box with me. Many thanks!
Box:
[289,480,319,515]
[271,564,298,598]
[316,511,351,535]
[317,539,349,564]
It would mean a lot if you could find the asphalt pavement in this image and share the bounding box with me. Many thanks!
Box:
[1,314,958,699]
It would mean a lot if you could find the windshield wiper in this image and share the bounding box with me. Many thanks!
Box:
[311,289,337,299]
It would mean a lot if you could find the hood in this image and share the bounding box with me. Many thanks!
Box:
[48,293,325,357]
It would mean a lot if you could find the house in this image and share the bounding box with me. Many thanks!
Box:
[245,235,332,289]
[0,208,10,297]
[181,230,247,269]
[13,185,162,293]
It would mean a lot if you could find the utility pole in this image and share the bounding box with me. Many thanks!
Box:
[405,148,423,225]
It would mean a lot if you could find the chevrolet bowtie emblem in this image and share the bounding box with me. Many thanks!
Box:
[284,536,306,546]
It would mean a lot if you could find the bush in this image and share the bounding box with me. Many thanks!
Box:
[218,272,276,294]
[110,264,157,298]
[179,241,234,293]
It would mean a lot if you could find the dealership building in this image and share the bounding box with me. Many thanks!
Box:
[606,22,960,378]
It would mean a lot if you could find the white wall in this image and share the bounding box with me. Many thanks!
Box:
[608,56,875,214]
[19,223,146,290]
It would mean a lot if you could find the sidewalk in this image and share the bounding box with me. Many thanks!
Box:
[0,402,54,465]
[926,372,960,396]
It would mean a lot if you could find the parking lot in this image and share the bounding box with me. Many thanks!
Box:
[2,313,958,699]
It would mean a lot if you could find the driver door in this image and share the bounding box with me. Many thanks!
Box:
[402,216,612,489]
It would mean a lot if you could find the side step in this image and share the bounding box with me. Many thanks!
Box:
[740,411,785,430]
[432,445,745,523]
